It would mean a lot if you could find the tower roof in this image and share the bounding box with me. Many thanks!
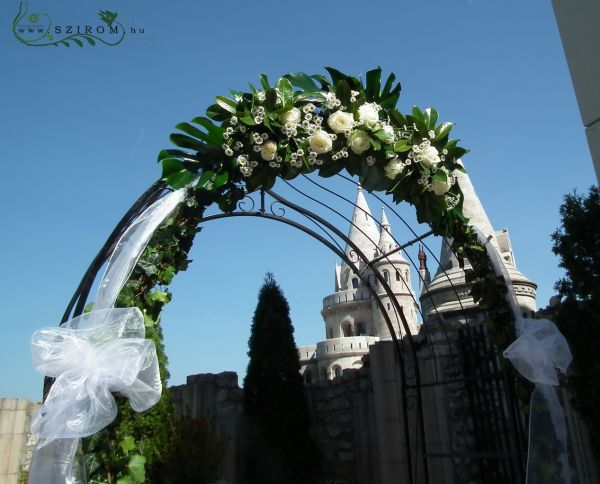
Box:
[437,168,500,272]
[377,208,405,261]
[344,185,380,263]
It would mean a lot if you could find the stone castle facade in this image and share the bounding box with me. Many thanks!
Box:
[298,186,420,383]
[298,172,538,384]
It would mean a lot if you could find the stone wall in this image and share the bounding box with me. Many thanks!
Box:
[169,335,599,484]
[0,398,39,484]
[170,372,244,484]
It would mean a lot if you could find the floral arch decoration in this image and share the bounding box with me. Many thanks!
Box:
[29,68,571,484]
[160,66,516,345]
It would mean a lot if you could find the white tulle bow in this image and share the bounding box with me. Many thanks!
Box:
[30,307,161,446]
[504,318,572,386]
[29,187,186,484]
[473,227,572,484]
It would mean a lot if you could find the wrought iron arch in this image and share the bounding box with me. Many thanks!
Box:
[51,174,527,484]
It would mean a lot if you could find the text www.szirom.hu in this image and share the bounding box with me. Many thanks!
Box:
[17,25,144,34]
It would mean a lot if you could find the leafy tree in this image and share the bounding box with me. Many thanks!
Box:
[551,186,600,460]
[243,274,320,484]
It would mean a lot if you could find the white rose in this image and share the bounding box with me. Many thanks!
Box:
[327,111,354,133]
[420,146,441,167]
[278,107,301,126]
[380,124,395,143]
[431,178,452,195]
[347,130,371,154]
[358,103,380,130]
[309,130,333,154]
[260,140,278,161]
[384,158,404,179]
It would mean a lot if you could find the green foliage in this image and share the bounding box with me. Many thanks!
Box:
[155,416,226,484]
[243,274,321,484]
[159,67,467,237]
[81,67,518,482]
[551,186,600,460]
[83,190,212,483]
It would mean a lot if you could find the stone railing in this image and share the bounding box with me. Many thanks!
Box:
[315,336,379,359]
[322,289,371,310]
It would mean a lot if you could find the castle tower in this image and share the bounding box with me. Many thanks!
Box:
[299,186,419,382]
[371,208,420,337]
[418,245,431,294]
[420,170,537,323]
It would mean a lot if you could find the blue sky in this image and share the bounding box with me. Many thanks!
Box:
[0,0,594,402]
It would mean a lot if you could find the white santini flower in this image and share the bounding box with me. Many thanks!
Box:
[431,178,452,195]
[384,158,404,179]
[260,140,278,161]
[279,107,302,126]
[420,146,441,167]
[309,130,333,154]
[358,103,380,129]
[327,111,354,133]
[347,130,371,154]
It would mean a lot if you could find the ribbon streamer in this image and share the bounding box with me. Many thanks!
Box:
[473,228,573,484]
[29,188,186,484]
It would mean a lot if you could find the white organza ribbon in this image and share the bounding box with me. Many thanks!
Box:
[473,228,573,484]
[29,188,186,484]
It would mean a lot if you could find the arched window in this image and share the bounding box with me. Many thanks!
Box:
[383,270,389,282]
[304,371,312,384]
[356,321,366,336]
[333,365,342,378]
[342,321,353,337]
[352,277,359,289]
[405,270,409,283]
[321,367,328,381]
[396,270,401,281]
[327,327,333,339]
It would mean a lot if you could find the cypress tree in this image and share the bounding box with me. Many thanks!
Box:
[243,273,320,484]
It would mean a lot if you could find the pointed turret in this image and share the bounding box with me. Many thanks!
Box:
[423,165,537,320]
[345,185,380,261]
[338,185,380,290]
[437,169,500,272]
[377,208,405,260]
[418,245,431,293]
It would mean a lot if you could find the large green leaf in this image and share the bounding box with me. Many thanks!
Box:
[161,158,196,189]
[170,133,205,151]
[215,96,237,114]
[190,116,224,145]
[389,109,407,128]
[433,122,453,142]
[284,72,320,92]
[425,108,438,127]
[206,103,230,122]
[275,77,294,108]
[259,73,270,90]
[318,159,344,178]
[127,455,146,483]
[365,67,382,102]
[175,122,210,143]
[119,436,135,454]
[325,66,350,86]
[335,80,351,107]
[157,149,193,162]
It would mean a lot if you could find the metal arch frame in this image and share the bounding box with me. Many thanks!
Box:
[200,187,429,484]
[50,176,528,484]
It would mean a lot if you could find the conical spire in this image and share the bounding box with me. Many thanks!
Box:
[377,208,404,260]
[437,168,500,271]
[345,185,379,262]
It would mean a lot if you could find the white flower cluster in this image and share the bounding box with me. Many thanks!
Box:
[219,84,456,205]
